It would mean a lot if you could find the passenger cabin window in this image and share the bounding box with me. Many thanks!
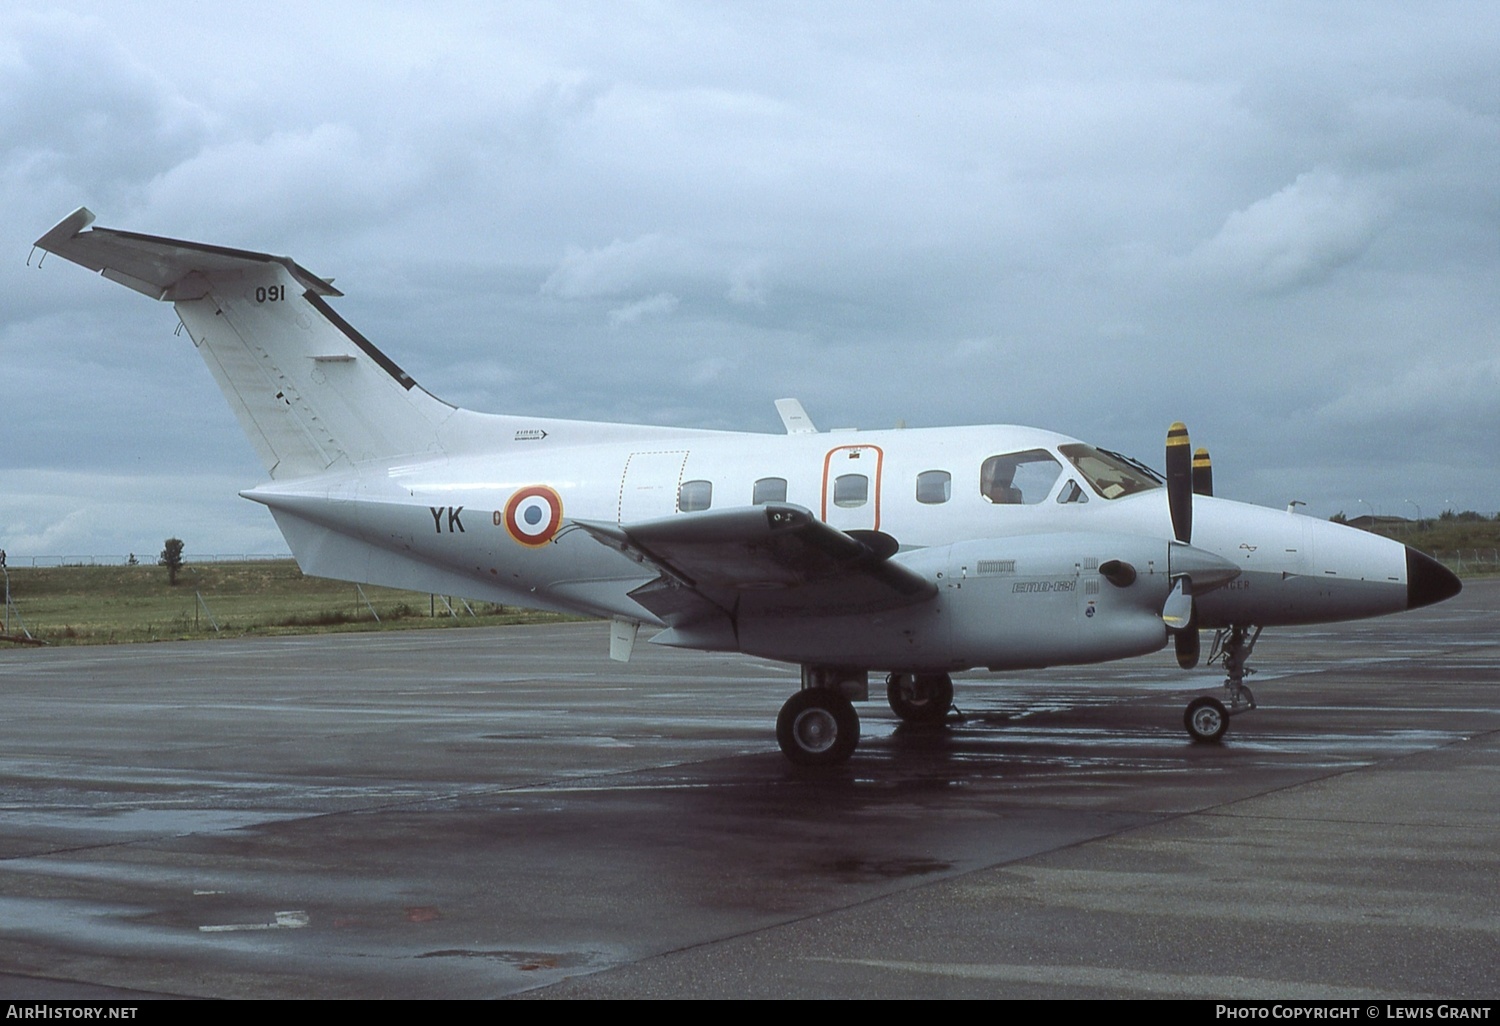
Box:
[916,470,951,504]
[753,477,788,505]
[833,473,868,508]
[678,479,712,512]
[980,450,1063,505]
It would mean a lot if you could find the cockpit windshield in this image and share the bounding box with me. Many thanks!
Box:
[1058,443,1163,500]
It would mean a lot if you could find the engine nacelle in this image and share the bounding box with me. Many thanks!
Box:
[922,533,1175,670]
[735,531,1178,673]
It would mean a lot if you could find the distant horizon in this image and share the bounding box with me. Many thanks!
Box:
[13,502,1500,567]
[5,551,295,566]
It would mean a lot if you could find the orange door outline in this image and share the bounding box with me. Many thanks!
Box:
[820,444,884,529]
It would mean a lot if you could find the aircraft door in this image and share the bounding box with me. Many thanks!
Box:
[821,444,883,531]
[619,450,689,523]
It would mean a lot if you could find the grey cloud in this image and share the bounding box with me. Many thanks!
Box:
[1315,357,1500,443]
[1188,169,1385,291]
[0,12,212,185]
[540,234,690,299]
[726,259,767,305]
[136,123,433,239]
[608,292,680,326]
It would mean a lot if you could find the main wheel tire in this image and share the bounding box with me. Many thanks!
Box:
[886,672,954,724]
[777,689,860,766]
[1184,695,1229,743]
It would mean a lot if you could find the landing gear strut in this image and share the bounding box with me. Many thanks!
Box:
[886,672,953,724]
[1184,624,1261,743]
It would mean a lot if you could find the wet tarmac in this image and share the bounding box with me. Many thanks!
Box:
[0,580,1496,998]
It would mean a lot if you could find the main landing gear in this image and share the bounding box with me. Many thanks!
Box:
[1183,624,1262,743]
[777,666,866,765]
[776,668,956,766]
[776,688,860,766]
[885,671,954,725]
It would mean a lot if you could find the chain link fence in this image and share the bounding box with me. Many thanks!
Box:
[1435,549,1500,574]
[14,554,293,567]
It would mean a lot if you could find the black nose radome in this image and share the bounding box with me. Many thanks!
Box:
[1406,547,1462,610]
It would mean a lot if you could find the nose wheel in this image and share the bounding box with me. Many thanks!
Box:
[1184,695,1228,742]
[1184,624,1261,743]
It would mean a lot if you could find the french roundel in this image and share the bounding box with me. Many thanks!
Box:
[503,486,563,547]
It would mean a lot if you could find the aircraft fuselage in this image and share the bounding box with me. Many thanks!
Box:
[243,422,1428,672]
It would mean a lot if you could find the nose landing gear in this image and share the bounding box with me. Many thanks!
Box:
[1184,624,1261,743]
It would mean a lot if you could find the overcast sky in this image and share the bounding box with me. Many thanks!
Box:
[4,2,1498,560]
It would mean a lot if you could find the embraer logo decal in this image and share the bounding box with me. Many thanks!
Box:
[1013,580,1076,593]
[1240,543,1258,553]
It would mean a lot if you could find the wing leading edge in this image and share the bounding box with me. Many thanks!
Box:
[573,504,936,640]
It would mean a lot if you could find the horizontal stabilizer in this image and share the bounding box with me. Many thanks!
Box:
[35,208,341,301]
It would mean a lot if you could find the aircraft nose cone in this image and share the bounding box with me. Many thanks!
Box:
[1406,547,1462,609]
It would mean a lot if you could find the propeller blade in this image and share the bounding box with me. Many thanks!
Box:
[1166,421,1193,543]
[1167,426,1212,671]
[1175,627,1200,669]
[1192,447,1213,497]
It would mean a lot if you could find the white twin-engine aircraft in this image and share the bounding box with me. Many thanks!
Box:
[35,208,1462,765]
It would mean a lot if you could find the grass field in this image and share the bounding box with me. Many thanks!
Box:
[1366,517,1500,574]
[1,561,582,646]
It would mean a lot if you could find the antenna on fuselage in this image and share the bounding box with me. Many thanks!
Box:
[774,398,818,434]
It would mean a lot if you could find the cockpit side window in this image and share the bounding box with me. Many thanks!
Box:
[1056,480,1089,504]
[1057,443,1163,500]
[980,450,1063,505]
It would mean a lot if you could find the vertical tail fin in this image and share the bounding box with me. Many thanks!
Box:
[35,208,455,479]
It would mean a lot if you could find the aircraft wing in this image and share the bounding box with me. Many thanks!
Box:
[573,504,936,628]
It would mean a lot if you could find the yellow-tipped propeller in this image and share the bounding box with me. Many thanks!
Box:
[1166,422,1202,669]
